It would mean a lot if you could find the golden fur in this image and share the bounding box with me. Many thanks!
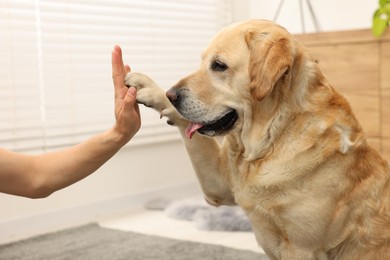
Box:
[125,19,390,259]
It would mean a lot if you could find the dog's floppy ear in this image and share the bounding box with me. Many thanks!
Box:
[246,32,293,101]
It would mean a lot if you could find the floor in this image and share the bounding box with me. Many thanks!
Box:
[98,205,264,254]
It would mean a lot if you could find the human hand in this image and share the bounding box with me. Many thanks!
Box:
[111,45,141,144]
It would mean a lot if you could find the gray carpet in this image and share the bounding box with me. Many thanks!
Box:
[0,223,268,260]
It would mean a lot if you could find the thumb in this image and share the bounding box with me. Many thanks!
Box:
[122,86,140,117]
[123,87,137,106]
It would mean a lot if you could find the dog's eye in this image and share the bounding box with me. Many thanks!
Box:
[211,60,228,72]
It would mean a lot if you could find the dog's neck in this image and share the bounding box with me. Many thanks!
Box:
[239,91,292,161]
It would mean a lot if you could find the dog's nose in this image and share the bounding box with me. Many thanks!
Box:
[166,89,179,106]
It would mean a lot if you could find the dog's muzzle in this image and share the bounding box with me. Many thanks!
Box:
[166,89,238,138]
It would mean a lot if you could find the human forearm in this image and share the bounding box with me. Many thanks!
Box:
[31,126,129,198]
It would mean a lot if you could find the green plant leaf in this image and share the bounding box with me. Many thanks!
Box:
[384,3,390,13]
[380,0,388,7]
[372,16,388,37]
[373,8,381,19]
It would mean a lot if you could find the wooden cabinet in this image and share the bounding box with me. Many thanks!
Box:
[294,29,390,162]
[382,42,390,161]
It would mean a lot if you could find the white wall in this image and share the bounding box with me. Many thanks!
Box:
[232,0,377,34]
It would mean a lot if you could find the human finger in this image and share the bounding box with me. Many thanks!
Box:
[112,48,126,98]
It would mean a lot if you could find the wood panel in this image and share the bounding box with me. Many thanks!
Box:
[294,28,390,46]
[382,42,390,90]
[382,43,390,140]
[307,44,379,97]
[306,44,380,137]
[383,139,390,163]
[382,90,390,138]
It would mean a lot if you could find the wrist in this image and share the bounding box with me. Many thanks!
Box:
[106,126,133,147]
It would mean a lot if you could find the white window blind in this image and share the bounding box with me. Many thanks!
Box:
[0,0,232,153]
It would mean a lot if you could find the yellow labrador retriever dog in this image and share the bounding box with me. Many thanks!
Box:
[125,20,390,259]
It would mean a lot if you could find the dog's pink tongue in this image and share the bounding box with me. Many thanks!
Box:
[185,122,203,139]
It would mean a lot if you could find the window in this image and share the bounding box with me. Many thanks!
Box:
[0,0,232,153]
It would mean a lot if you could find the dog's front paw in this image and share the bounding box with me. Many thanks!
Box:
[125,72,168,112]
[124,72,182,124]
